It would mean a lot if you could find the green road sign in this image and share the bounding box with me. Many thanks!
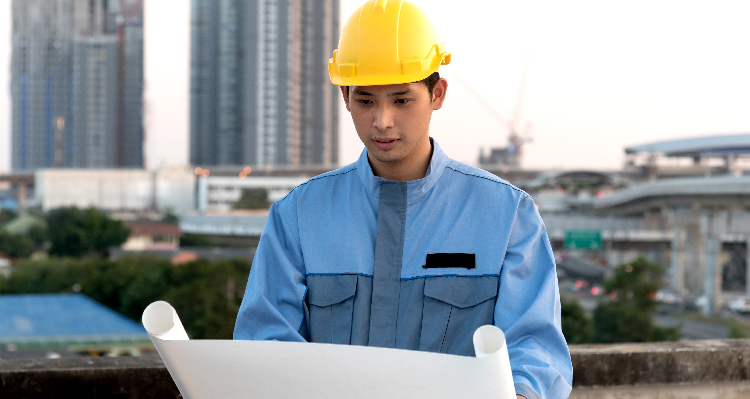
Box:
[565,230,602,250]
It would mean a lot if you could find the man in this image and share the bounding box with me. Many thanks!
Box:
[234,1,572,398]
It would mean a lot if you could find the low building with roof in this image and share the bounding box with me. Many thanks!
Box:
[0,293,151,357]
[0,251,12,278]
[122,221,181,251]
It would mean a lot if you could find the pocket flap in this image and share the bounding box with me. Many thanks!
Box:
[424,276,499,308]
[306,274,358,307]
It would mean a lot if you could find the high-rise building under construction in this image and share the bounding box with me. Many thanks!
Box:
[190,0,339,168]
[10,0,144,170]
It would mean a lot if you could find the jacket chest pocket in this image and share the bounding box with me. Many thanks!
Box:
[306,274,357,344]
[419,276,499,356]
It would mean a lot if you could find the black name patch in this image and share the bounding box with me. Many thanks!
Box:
[422,253,475,269]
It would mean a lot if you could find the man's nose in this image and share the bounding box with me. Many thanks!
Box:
[373,104,395,131]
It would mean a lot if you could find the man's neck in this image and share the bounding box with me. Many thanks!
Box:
[368,141,434,181]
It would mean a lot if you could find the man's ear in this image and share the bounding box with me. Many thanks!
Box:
[340,86,351,112]
[431,78,448,111]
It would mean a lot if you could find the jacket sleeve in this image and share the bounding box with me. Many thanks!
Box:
[234,197,308,342]
[494,193,573,399]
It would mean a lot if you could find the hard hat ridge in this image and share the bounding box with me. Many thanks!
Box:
[329,0,451,87]
[372,0,388,13]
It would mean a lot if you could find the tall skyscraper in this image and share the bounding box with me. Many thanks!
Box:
[191,0,339,168]
[11,0,144,171]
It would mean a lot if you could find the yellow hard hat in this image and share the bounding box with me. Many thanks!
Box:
[328,0,451,87]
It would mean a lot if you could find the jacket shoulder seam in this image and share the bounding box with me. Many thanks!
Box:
[445,162,526,195]
[275,165,357,203]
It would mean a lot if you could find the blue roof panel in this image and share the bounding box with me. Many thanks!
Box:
[0,293,146,339]
[625,133,750,156]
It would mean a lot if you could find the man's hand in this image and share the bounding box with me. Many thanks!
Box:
[516,396,526,399]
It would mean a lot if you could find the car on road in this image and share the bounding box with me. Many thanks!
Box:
[728,297,750,314]
[655,289,681,305]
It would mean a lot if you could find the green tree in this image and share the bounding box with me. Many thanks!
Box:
[593,257,680,343]
[163,258,250,339]
[161,210,179,223]
[46,207,130,257]
[180,233,216,248]
[561,298,593,344]
[233,188,271,209]
[0,256,253,339]
[26,223,48,246]
[0,231,35,258]
[0,209,18,227]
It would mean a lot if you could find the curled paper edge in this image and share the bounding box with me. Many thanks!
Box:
[473,325,517,397]
[142,300,189,341]
[473,324,507,358]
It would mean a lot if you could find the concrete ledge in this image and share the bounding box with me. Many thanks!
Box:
[3,340,750,397]
[0,354,179,398]
[571,339,750,387]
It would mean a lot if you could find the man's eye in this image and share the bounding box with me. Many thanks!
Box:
[395,99,409,104]
[357,99,372,105]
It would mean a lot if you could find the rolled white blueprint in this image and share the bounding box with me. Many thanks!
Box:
[142,301,516,399]
[473,325,518,398]
[142,301,189,340]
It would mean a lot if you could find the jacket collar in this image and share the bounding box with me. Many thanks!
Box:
[356,138,449,203]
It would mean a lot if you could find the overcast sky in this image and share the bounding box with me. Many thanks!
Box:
[2,0,750,172]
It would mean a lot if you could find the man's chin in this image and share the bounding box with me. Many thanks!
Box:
[368,151,403,164]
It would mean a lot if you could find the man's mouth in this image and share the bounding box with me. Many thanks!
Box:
[373,137,399,150]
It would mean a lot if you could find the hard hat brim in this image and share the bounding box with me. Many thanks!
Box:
[330,68,439,87]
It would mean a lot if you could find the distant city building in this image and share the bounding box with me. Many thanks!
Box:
[197,175,308,212]
[33,167,195,213]
[190,0,339,168]
[71,36,120,167]
[478,146,519,170]
[10,0,144,171]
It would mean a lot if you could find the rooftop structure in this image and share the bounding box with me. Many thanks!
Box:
[595,175,750,214]
[0,293,149,353]
[625,133,750,157]
[624,133,750,178]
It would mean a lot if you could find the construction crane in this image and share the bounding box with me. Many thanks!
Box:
[454,55,533,168]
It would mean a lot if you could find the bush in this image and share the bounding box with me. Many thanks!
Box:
[593,301,652,343]
[0,231,35,258]
[26,223,48,246]
[233,188,271,209]
[180,233,216,248]
[729,322,747,339]
[561,298,593,344]
[593,257,681,343]
[0,209,18,226]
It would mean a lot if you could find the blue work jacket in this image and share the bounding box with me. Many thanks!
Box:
[234,140,573,399]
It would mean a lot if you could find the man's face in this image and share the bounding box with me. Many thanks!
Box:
[341,79,447,180]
